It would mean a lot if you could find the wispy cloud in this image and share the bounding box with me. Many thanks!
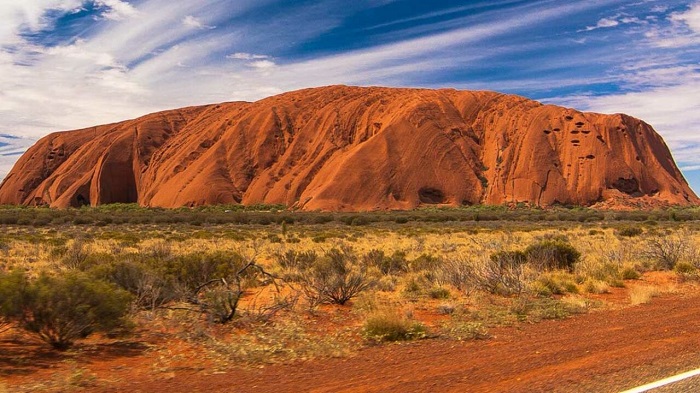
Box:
[583,17,620,31]
[182,15,215,30]
[227,52,269,60]
[0,0,698,192]
[95,0,139,21]
[671,1,700,33]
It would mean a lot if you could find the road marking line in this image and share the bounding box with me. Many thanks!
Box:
[620,368,700,393]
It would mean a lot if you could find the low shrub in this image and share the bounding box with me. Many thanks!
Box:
[533,272,579,296]
[674,262,699,281]
[428,286,451,299]
[525,240,581,271]
[621,266,641,280]
[92,258,178,311]
[616,226,644,237]
[440,321,489,341]
[642,232,697,270]
[4,271,132,350]
[275,250,317,272]
[163,251,248,300]
[362,250,408,275]
[629,286,659,305]
[298,248,373,306]
[582,279,610,294]
[440,255,529,296]
[0,270,26,332]
[362,312,427,342]
[410,254,443,272]
[489,250,527,268]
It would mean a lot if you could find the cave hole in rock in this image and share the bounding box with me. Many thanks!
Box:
[612,177,641,196]
[76,194,89,206]
[418,187,446,204]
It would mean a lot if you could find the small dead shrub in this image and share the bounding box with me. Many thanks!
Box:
[298,248,373,306]
[643,233,697,270]
[440,255,529,296]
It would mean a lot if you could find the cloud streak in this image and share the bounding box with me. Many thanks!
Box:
[0,0,699,192]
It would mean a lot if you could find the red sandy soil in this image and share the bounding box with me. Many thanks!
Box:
[3,288,700,392]
[1,86,696,210]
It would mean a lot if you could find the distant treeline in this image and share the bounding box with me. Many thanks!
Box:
[0,203,699,227]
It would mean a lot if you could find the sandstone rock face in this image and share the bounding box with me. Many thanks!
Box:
[0,86,696,210]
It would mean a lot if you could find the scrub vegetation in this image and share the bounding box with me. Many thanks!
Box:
[1,204,699,390]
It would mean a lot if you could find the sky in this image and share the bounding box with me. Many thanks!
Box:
[1,0,699,192]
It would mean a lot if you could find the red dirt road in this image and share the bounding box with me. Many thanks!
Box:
[4,293,700,392]
[101,294,700,393]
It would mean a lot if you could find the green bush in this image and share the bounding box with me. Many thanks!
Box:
[0,270,27,332]
[362,312,427,342]
[674,262,697,274]
[428,286,451,299]
[525,241,581,271]
[163,251,248,299]
[534,272,579,295]
[621,266,641,280]
[616,226,643,237]
[410,254,443,272]
[362,250,408,275]
[6,271,132,350]
[92,258,178,311]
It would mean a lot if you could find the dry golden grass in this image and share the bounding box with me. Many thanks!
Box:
[3,220,700,367]
[629,286,659,305]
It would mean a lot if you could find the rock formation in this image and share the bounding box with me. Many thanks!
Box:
[0,85,696,210]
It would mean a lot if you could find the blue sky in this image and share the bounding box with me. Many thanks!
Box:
[1,0,699,193]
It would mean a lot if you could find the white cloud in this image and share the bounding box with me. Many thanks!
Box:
[182,15,215,30]
[0,1,84,42]
[644,2,700,48]
[581,14,645,32]
[550,78,700,168]
[248,59,276,69]
[587,17,620,30]
[95,0,138,21]
[227,52,269,60]
[671,1,700,33]
[1,0,694,184]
